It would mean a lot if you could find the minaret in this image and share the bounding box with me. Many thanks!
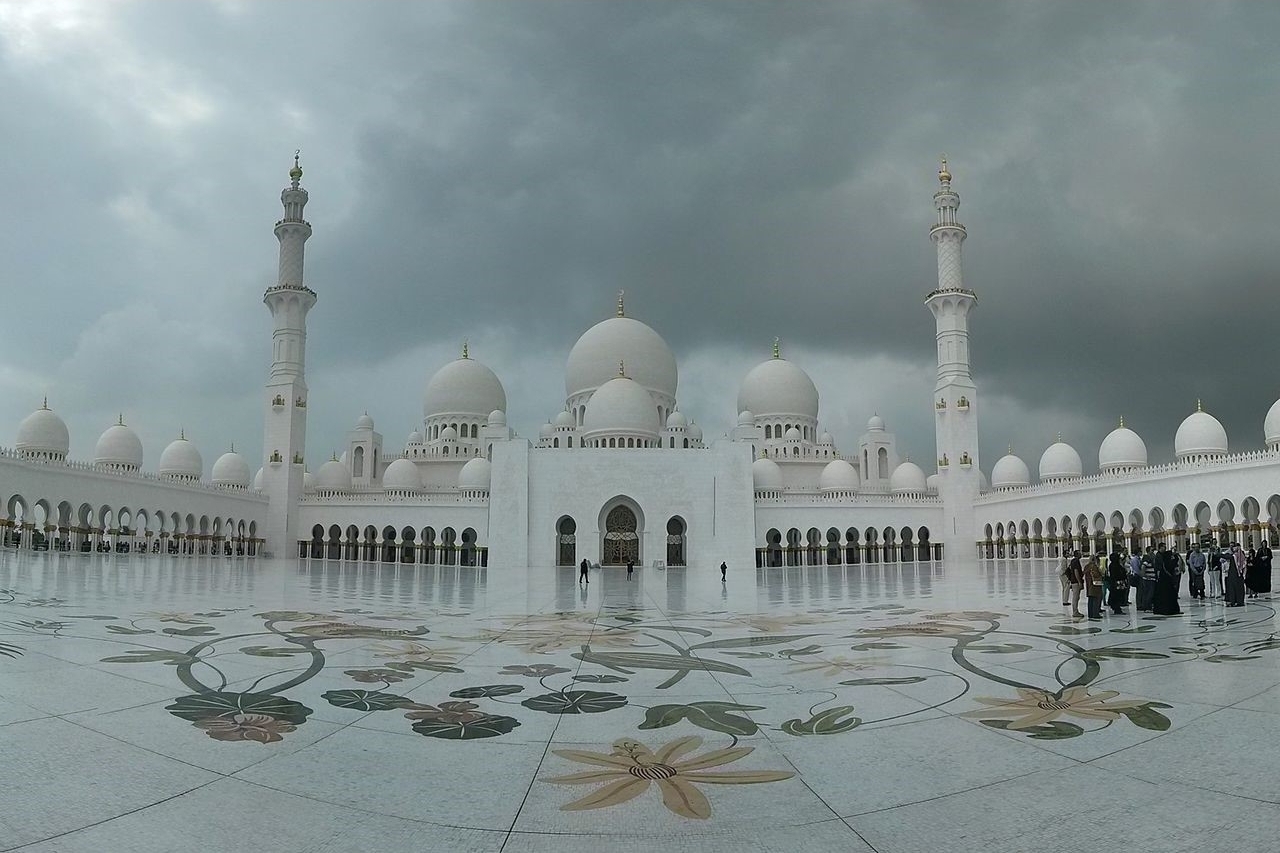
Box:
[261,153,316,556]
[924,158,980,558]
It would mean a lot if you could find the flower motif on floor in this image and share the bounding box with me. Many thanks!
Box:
[460,627,640,655]
[925,610,1007,622]
[545,735,794,819]
[855,621,976,639]
[962,686,1147,730]
[501,664,572,677]
[788,655,886,677]
[139,611,207,624]
[369,641,462,664]
[293,622,428,640]
[193,712,296,743]
[403,700,488,725]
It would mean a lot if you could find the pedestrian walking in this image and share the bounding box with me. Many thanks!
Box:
[1152,543,1182,616]
[1058,553,1071,606]
[1187,545,1206,600]
[1107,552,1130,613]
[1207,545,1224,598]
[627,558,634,580]
[1136,546,1157,612]
[579,557,589,585]
[1067,550,1084,618]
[1085,554,1104,620]
[720,561,727,582]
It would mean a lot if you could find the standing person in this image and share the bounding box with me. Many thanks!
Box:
[1255,541,1273,596]
[1101,551,1113,608]
[1067,550,1084,618]
[1207,544,1224,599]
[626,558,634,581]
[1152,543,1182,615]
[720,561,727,582]
[579,557,590,585]
[1136,546,1157,612]
[1058,552,1072,606]
[1085,554,1104,620]
[1128,548,1143,590]
[1107,552,1130,613]
[1187,545,1206,600]
[1245,546,1263,598]
[1225,544,1246,606]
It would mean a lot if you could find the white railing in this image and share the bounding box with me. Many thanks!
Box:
[302,488,489,505]
[755,490,941,506]
[0,446,267,501]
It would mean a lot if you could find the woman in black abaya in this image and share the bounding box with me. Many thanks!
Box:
[1107,552,1129,613]
[1151,546,1181,615]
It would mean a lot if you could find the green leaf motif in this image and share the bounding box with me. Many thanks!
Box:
[239,645,308,657]
[571,674,628,683]
[1242,637,1280,654]
[1047,625,1102,635]
[521,690,628,715]
[838,676,927,687]
[1118,702,1172,732]
[322,690,413,711]
[1081,648,1169,661]
[638,701,764,736]
[1110,625,1157,634]
[0,641,23,659]
[162,625,217,637]
[781,706,861,736]
[389,660,464,674]
[849,642,905,651]
[1204,654,1261,663]
[690,634,818,652]
[449,684,525,699]
[101,650,196,665]
[571,647,751,688]
[967,643,1033,654]
[411,714,520,739]
[167,691,313,725]
[105,625,155,635]
[979,718,1085,740]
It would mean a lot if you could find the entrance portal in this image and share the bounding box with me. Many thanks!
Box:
[602,504,639,565]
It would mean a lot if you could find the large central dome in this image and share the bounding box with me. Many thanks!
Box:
[565,314,677,402]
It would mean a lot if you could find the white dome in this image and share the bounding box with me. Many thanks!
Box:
[407,429,423,446]
[383,458,421,491]
[1039,440,1083,481]
[890,460,928,494]
[211,450,251,488]
[1175,407,1228,459]
[991,453,1031,489]
[819,458,860,492]
[737,410,755,427]
[866,414,886,432]
[94,420,143,470]
[458,457,492,489]
[487,409,507,427]
[818,431,834,446]
[555,410,576,429]
[737,357,819,420]
[440,425,459,441]
[1099,423,1148,470]
[688,422,703,441]
[926,473,940,493]
[354,412,374,430]
[316,458,350,492]
[752,457,784,491]
[424,357,507,420]
[582,376,661,440]
[158,436,203,480]
[303,471,316,493]
[253,467,264,491]
[539,422,554,439]
[566,316,678,402]
[16,403,70,458]
[1266,399,1280,448]
[784,426,802,441]
[665,410,688,430]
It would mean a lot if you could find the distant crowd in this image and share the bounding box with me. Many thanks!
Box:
[1058,542,1273,619]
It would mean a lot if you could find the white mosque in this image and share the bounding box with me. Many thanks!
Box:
[5,158,1280,568]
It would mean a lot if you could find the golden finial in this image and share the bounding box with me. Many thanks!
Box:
[41,396,48,410]
[180,427,186,441]
[1119,415,1125,428]
[1056,432,1062,443]
[289,150,303,182]
[462,339,469,359]
[617,289,625,317]
[938,156,951,183]
[618,360,626,377]
[1007,443,1013,454]
[772,336,781,359]
[1196,398,1203,412]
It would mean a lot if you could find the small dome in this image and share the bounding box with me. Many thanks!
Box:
[1099,421,1148,471]
[253,467,264,491]
[440,425,459,441]
[688,422,703,441]
[487,409,507,427]
[16,402,70,459]
[1266,399,1280,448]
[783,426,802,441]
[1039,439,1083,481]
[991,452,1031,489]
[539,422,554,439]
[890,459,928,494]
[555,410,577,429]
[354,412,374,430]
[383,458,421,491]
[752,457,784,491]
[566,315,678,402]
[737,357,819,420]
[926,473,940,493]
[424,356,507,420]
[316,458,350,492]
[407,429,423,446]
[94,419,143,470]
[866,414,886,432]
[819,458,860,493]
[818,431,834,446]
[737,410,755,427]
[582,376,661,441]
[666,410,688,430]
[303,471,316,493]
[158,435,203,480]
[458,457,492,490]
[1175,405,1228,460]
[212,449,251,488]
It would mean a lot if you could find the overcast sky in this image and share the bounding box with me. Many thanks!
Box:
[2,1,1278,479]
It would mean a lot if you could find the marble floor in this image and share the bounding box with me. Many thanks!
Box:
[1,552,1277,853]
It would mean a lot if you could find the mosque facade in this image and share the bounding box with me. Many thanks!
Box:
[5,159,1280,566]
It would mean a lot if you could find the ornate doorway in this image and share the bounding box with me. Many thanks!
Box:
[557,516,576,566]
[603,505,639,565]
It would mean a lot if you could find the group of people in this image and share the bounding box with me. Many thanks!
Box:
[1058,541,1272,619]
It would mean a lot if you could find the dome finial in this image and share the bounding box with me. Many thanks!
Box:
[289,150,303,186]
[1196,398,1203,413]
[180,426,186,441]
[41,395,48,410]
[938,155,951,184]
[230,442,235,453]
[618,359,626,377]
[616,289,625,317]
[1007,443,1013,454]
[772,336,781,359]
[1119,415,1125,428]
[461,339,469,359]
[1056,432,1062,442]
[117,412,124,426]
[331,451,338,462]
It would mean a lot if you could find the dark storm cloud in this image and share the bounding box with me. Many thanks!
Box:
[1,1,1278,475]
